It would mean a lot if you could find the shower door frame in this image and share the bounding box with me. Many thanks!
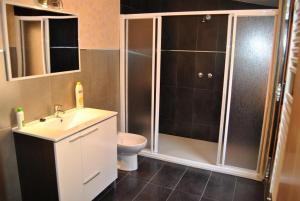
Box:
[120,9,279,180]
[154,14,234,164]
[221,13,280,175]
[120,16,161,152]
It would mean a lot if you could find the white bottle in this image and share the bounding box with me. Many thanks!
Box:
[16,107,25,129]
[75,82,84,108]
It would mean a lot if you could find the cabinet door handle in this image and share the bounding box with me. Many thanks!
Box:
[81,128,99,138]
[69,128,98,143]
[69,135,82,143]
[83,171,101,185]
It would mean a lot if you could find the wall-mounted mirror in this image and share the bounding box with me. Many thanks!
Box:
[3,3,80,81]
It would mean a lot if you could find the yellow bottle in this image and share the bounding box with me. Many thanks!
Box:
[75,82,84,108]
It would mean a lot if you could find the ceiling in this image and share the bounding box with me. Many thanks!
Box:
[234,0,278,7]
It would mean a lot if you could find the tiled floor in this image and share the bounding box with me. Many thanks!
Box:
[94,156,265,201]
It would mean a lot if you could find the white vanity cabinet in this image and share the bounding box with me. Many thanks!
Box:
[14,111,118,201]
[55,117,117,201]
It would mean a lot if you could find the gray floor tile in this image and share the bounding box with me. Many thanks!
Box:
[175,167,211,195]
[128,157,165,181]
[168,190,201,201]
[150,162,186,189]
[134,183,172,201]
[100,177,147,201]
[233,177,264,201]
[202,172,236,201]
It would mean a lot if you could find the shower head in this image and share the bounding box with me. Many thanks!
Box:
[201,15,212,23]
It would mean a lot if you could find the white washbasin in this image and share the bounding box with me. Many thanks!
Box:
[44,108,104,131]
[14,108,118,142]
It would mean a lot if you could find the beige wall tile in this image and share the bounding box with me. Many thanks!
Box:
[68,50,120,113]
[50,73,76,111]
[17,77,52,123]
[0,52,52,128]
[108,50,120,111]
[75,50,95,108]
[0,15,3,49]
[0,50,120,129]
[89,50,110,105]
[0,128,22,201]
[0,80,22,129]
[0,53,24,128]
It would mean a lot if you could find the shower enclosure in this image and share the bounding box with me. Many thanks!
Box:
[120,9,278,180]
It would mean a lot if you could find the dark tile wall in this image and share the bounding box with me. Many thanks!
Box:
[121,0,277,14]
[162,15,228,51]
[159,15,227,142]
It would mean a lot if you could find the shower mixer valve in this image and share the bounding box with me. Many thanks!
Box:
[198,72,213,79]
[198,72,204,78]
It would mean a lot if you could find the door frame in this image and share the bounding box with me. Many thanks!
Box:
[120,16,160,152]
[268,0,299,199]
[220,13,280,174]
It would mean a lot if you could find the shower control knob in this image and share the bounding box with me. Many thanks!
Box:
[198,72,204,78]
[208,73,213,79]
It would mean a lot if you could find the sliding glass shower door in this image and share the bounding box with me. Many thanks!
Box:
[223,16,275,170]
[123,18,157,150]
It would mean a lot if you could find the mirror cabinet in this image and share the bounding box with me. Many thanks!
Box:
[2,3,80,80]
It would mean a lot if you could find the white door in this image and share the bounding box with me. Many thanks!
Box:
[81,117,118,201]
[96,117,117,192]
[270,0,300,199]
[55,133,84,201]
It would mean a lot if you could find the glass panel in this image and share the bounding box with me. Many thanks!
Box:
[225,16,275,170]
[127,19,154,149]
[49,18,79,73]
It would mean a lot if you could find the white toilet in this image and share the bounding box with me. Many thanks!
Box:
[117,132,147,171]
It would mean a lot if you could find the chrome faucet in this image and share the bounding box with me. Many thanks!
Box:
[54,104,65,119]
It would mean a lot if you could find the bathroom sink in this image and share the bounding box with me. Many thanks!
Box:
[44,108,106,131]
[14,108,117,142]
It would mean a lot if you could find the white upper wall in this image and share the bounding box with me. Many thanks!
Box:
[3,0,121,49]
